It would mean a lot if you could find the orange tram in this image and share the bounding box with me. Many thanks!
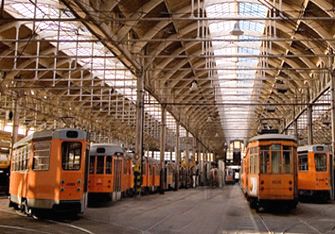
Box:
[141,157,160,193]
[297,144,331,201]
[88,144,133,201]
[9,129,89,215]
[241,134,298,211]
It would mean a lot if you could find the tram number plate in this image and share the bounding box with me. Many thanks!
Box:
[271,180,281,184]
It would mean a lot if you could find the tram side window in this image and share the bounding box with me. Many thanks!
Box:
[283,146,292,173]
[12,145,30,171]
[260,146,270,173]
[89,156,95,174]
[33,141,50,171]
[253,148,259,174]
[298,153,308,171]
[315,153,327,171]
[106,156,112,174]
[96,156,104,174]
[62,142,82,170]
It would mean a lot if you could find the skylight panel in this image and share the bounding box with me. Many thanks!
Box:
[206,0,268,141]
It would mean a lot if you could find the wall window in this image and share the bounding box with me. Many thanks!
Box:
[315,153,327,171]
[62,142,82,170]
[33,141,50,171]
[282,146,292,173]
[298,153,308,171]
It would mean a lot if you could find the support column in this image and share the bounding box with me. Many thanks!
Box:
[185,131,189,167]
[185,131,190,188]
[293,95,298,139]
[160,104,166,193]
[198,141,202,186]
[198,141,202,163]
[192,136,196,162]
[307,88,313,145]
[331,68,335,200]
[10,97,19,159]
[175,122,180,190]
[135,67,145,194]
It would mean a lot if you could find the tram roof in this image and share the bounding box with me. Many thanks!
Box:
[13,129,87,148]
[248,134,297,143]
[297,144,329,152]
[90,143,124,156]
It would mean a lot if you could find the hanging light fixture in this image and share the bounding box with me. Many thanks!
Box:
[206,116,213,122]
[230,21,244,36]
[190,80,198,91]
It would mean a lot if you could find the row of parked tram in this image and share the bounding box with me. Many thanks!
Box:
[4,128,334,215]
[6,128,194,216]
[241,133,333,211]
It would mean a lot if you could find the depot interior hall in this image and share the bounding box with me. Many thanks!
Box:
[0,0,335,233]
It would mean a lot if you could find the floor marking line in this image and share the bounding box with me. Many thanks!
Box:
[256,214,272,234]
[245,199,262,233]
[0,224,51,233]
[46,220,95,234]
[298,218,322,234]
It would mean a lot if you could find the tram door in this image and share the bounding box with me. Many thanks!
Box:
[113,157,122,201]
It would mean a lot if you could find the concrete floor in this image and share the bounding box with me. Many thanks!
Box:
[0,185,335,233]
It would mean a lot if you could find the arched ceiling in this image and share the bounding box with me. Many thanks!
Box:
[0,0,334,155]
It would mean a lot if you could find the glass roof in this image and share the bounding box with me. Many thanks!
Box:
[5,0,185,140]
[206,0,268,141]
